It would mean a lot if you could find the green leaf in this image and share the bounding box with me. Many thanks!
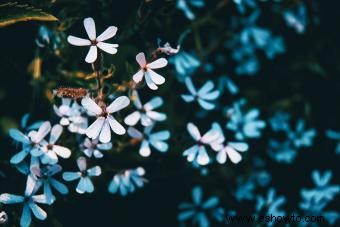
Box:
[0,2,58,28]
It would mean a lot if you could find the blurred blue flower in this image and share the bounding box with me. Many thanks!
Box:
[108,167,147,196]
[325,130,340,154]
[283,3,308,34]
[0,190,49,227]
[226,99,266,140]
[256,188,286,225]
[287,119,317,148]
[176,0,205,20]
[217,75,239,95]
[181,77,220,110]
[127,125,170,157]
[178,186,225,227]
[233,0,257,14]
[267,139,297,163]
[269,112,290,132]
[169,51,200,80]
[124,90,166,127]
[62,157,101,194]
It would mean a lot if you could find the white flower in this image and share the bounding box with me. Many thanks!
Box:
[67,17,118,63]
[158,42,180,55]
[53,98,88,134]
[132,52,168,90]
[181,77,220,110]
[81,138,112,158]
[124,90,166,126]
[128,126,170,157]
[183,122,220,165]
[40,124,72,164]
[81,96,130,143]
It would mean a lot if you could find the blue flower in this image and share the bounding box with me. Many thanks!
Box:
[267,139,297,163]
[178,186,225,227]
[80,138,112,158]
[256,188,286,225]
[30,164,69,205]
[176,0,205,20]
[217,75,239,95]
[0,191,49,227]
[325,130,340,154]
[282,3,308,34]
[62,157,101,194]
[124,90,167,127]
[269,112,290,132]
[169,51,200,79]
[226,99,266,140]
[181,77,220,110]
[9,121,52,164]
[108,167,147,196]
[127,125,170,157]
[183,122,221,165]
[287,119,317,148]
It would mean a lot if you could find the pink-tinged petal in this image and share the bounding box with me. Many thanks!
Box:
[53,145,71,158]
[124,111,141,126]
[145,72,158,90]
[107,115,126,135]
[127,127,143,139]
[147,69,165,85]
[225,147,242,164]
[146,58,168,69]
[136,52,146,67]
[96,26,118,42]
[99,120,111,143]
[187,123,201,141]
[132,69,144,83]
[77,156,87,171]
[96,42,118,54]
[106,96,130,113]
[85,117,105,139]
[85,46,97,63]
[67,36,91,46]
[83,17,96,40]
[81,97,102,115]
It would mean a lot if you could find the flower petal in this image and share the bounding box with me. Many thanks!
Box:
[198,80,214,95]
[9,129,30,144]
[67,35,91,46]
[225,147,242,164]
[83,17,96,40]
[77,156,87,171]
[85,45,98,63]
[81,96,102,115]
[107,115,126,135]
[76,177,94,193]
[53,145,71,158]
[99,120,111,143]
[187,122,201,141]
[28,202,47,220]
[127,127,143,139]
[20,204,32,227]
[144,96,163,111]
[147,69,165,85]
[0,194,24,204]
[124,111,141,126]
[97,42,118,54]
[139,140,151,157]
[106,96,130,113]
[146,58,168,69]
[96,26,117,42]
[49,124,63,144]
[86,117,105,139]
[62,172,81,181]
[145,72,158,90]
[136,52,146,67]
[87,166,101,176]
[132,69,144,83]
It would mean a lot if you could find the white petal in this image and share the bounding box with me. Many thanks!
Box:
[149,131,170,141]
[127,127,143,139]
[87,166,101,176]
[107,115,126,135]
[216,151,227,164]
[145,72,158,90]
[85,46,98,63]
[33,121,51,143]
[228,142,249,152]
[106,96,130,113]
[146,58,168,69]
[139,140,151,157]
[225,147,242,164]
[86,117,105,139]
[67,35,91,46]
[53,145,71,158]
[144,96,163,111]
[99,120,111,143]
[49,124,63,144]
[132,69,144,83]
[96,26,117,42]
[147,69,165,85]
[124,111,141,126]
[77,156,87,171]
[187,122,201,141]
[197,146,210,165]
[146,111,166,122]
[83,17,96,40]
[81,96,102,115]
[149,140,168,152]
[136,52,146,67]
[97,42,118,54]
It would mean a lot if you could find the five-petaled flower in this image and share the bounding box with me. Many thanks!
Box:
[81,96,130,143]
[67,17,118,63]
[132,52,168,90]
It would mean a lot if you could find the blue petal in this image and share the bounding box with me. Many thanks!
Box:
[76,177,94,193]
[50,178,69,195]
[62,172,81,181]
[20,204,32,227]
